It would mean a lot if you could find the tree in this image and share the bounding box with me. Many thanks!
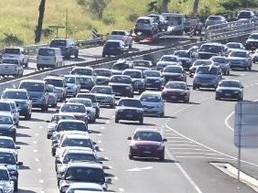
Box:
[192,0,200,17]
[77,0,111,19]
[147,0,170,13]
[35,0,46,43]
[220,0,258,11]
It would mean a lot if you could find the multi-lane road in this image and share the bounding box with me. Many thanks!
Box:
[2,41,258,193]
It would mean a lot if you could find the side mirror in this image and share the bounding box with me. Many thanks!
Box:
[46,120,50,123]
[106,178,112,184]
[163,138,167,142]
[16,146,21,150]
[17,161,23,166]
[95,145,100,152]
[127,136,132,140]
[57,173,63,180]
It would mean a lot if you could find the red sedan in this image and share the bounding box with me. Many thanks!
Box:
[127,127,167,161]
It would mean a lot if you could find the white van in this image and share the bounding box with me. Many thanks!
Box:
[36,47,63,70]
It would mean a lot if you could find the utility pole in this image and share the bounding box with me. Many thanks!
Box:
[35,0,46,43]
[192,0,200,17]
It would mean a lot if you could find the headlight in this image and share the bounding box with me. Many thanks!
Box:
[216,90,222,93]
[125,86,131,90]
[180,91,187,95]
[157,143,165,150]
[136,110,142,113]
[131,145,138,150]
[234,90,240,94]
[155,79,161,83]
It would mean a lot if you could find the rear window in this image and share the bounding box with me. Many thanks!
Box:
[137,19,150,24]
[50,40,66,47]
[19,82,45,92]
[4,48,20,55]
[38,48,55,56]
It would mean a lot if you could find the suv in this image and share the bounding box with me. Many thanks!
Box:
[18,79,49,112]
[43,76,67,101]
[134,16,159,35]
[204,15,227,28]
[148,14,168,31]
[1,88,32,120]
[2,47,29,68]
[108,75,134,97]
[36,47,63,70]
[122,69,145,94]
[198,42,227,59]
[237,10,256,20]
[245,32,258,51]
[0,58,24,78]
[57,162,111,193]
[102,40,128,57]
[193,65,222,90]
[49,38,79,59]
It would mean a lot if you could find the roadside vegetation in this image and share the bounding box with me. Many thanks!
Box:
[0,0,257,46]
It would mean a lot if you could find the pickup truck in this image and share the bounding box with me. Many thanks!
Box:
[2,47,29,68]
[108,30,133,48]
[0,58,24,78]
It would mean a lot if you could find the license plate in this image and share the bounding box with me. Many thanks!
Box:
[225,93,231,96]
[143,150,151,154]
[126,114,133,118]
[170,96,177,99]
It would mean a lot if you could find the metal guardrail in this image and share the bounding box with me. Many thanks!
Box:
[205,18,258,41]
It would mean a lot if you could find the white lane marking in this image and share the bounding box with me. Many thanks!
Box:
[39,180,44,183]
[35,133,39,137]
[119,188,124,192]
[97,140,102,143]
[225,111,234,131]
[33,140,37,144]
[175,155,235,160]
[37,168,42,172]
[114,176,119,180]
[35,158,39,162]
[33,149,38,153]
[101,126,105,129]
[125,166,153,172]
[105,120,110,124]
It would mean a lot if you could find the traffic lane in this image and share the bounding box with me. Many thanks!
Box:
[93,106,203,193]
[17,108,59,193]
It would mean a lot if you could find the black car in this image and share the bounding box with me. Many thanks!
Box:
[1,88,32,120]
[108,75,134,97]
[215,79,243,101]
[102,40,128,57]
[115,98,144,124]
[0,113,17,141]
[162,65,187,83]
[49,38,79,59]
[123,69,145,94]
[174,50,193,70]
[77,75,95,90]
[143,70,164,90]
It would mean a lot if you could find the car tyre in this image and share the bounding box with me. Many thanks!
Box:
[129,154,133,160]
[25,113,31,120]
[139,117,143,124]
[159,154,165,161]
[115,117,119,123]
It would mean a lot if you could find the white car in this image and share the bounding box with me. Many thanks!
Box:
[0,100,19,127]
[0,58,24,78]
[2,46,29,68]
[64,75,81,97]
[139,91,165,117]
[252,49,258,63]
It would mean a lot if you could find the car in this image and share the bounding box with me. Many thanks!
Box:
[56,148,99,175]
[46,113,76,139]
[109,30,133,48]
[58,103,88,125]
[0,100,19,127]
[189,59,213,77]
[162,65,187,83]
[2,46,29,68]
[205,15,227,28]
[162,81,190,103]
[210,56,231,75]
[75,75,95,91]
[64,75,81,97]
[245,32,258,51]
[156,61,180,71]
[102,39,128,57]
[252,49,258,63]
[158,55,182,66]
[0,148,23,192]
[162,12,186,35]
[139,91,164,117]
[127,127,167,160]
[76,93,100,118]
[226,42,245,52]
[0,113,16,142]
[89,86,115,108]
[93,68,112,78]
[111,58,132,75]
[215,79,243,101]
[193,65,222,90]
[70,67,94,76]
[57,162,111,193]
[36,47,64,70]
[18,79,49,112]
[131,59,154,71]
[47,84,58,108]
[67,98,96,123]
[0,58,24,78]
[122,69,146,94]
[108,75,134,98]
[174,49,194,70]
[148,14,168,32]
[197,42,227,59]
[0,136,20,161]
[115,98,144,124]
[183,17,203,34]
[134,16,159,36]
[1,88,32,120]
[65,182,105,193]
[49,38,79,59]
[143,70,164,91]
[0,165,15,193]
[227,49,252,71]
[43,75,67,101]
[237,10,256,20]
[95,76,110,86]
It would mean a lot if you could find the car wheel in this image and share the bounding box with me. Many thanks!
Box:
[115,117,119,123]
[75,51,79,59]
[159,112,164,117]
[159,154,165,161]
[139,117,143,124]
[193,85,197,90]
[129,154,133,160]
[14,181,18,192]
[25,113,31,120]
[215,95,220,100]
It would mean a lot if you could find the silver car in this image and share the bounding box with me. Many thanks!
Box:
[64,75,81,97]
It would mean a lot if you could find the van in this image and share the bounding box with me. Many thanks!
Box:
[36,47,63,70]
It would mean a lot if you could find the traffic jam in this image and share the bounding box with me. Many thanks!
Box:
[0,9,257,193]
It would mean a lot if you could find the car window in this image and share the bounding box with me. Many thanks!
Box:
[4,48,20,55]
[57,122,87,132]
[123,71,142,78]
[118,99,142,108]
[60,104,86,113]
[63,153,96,164]
[0,116,13,124]
[0,152,16,164]
[140,94,161,102]
[2,91,28,100]
[133,131,162,142]
[19,82,45,92]
[38,48,55,56]
[61,138,92,148]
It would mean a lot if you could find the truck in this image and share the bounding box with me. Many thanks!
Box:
[161,12,186,35]
[0,58,24,78]
[108,30,133,48]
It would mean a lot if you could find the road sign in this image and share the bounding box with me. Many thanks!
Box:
[234,101,258,148]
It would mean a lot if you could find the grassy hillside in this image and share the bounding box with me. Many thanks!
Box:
[0,0,222,46]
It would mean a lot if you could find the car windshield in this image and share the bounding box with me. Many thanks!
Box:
[2,91,28,100]
[133,131,162,142]
[63,153,96,164]
[118,99,142,108]
[160,56,177,62]
[50,40,66,47]
[78,77,93,83]
[140,94,161,102]
[19,82,44,92]
[229,51,247,58]
[133,60,150,67]
[94,69,111,77]
[0,169,9,181]
[143,70,161,77]
[193,60,212,66]
[61,138,92,148]
[110,76,131,84]
[51,115,75,123]
[38,48,55,56]
[91,87,112,94]
[196,66,218,75]
[137,19,150,24]
[4,48,20,55]
[72,69,92,76]
[112,63,130,70]
[123,71,142,78]
[200,45,224,53]
[174,51,190,58]
[68,99,92,107]
[0,103,11,111]
[166,82,187,89]
[65,76,76,83]
[2,59,19,64]
[0,140,15,149]
[220,81,241,88]
[76,94,97,103]
[64,167,105,183]
[249,34,258,39]
[163,66,183,73]
[208,16,223,20]
[0,116,13,124]
[61,104,86,113]
[212,57,227,63]
[57,122,87,132]
[44,79,64,87]
[227,43,241,49]
[0,152,16,164]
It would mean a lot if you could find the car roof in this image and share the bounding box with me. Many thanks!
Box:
[65,148,95,155]
[57,119,86,124]
[67,161,103,169]
[0,136,14,141]
[0,148,16,154]
[3,88,28,93]
[140,91,162,96]
[68,182,104,189]
[20,79,46,84]
[134,127,161,133]
[44,76,65,80]
[0,112,13,117]
[106,39,124,43]
[61,102,85,107]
